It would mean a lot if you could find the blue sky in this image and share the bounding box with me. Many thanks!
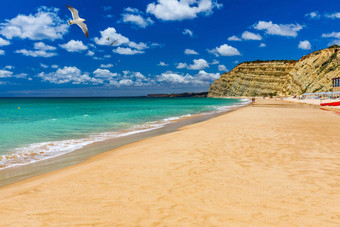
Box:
[0,0,339,96]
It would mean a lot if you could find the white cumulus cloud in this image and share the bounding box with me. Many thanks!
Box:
[113,47,144,55]
[322,32,340,39]
[0,7,68,40]
[0,50,4,55]
[184,48,198,55]
[86,50,95,56]
[0,69,27,78]
[211,59,219,64]
[34,42,56,51]
[321,32,340,46]
[122,14,154,28]
[259,43,266,47]
[60,40,88,52]
[218,64,228,72]
[298,40,311,50]
[118,79,134,86]
[156,70,219,85]
[120,71,151,86]
[176,62,188,69]
[0,37,10,46]
[146,0,223,21]
[326,12,340,19]
[0,69,14,78]
[15,42,57,58]
[40,63,48,68]
[100,64,114,68]
[207,44,241,57]
[176,59,209,70]
[187,58,209,70]
[305,11,320,19]
[183,29,193,37]
[158,61,169,66]
[228,35,241,41]
[93,68,118,79]
[123,71,147,80]
[94,27,149,55]
[241,31,262,40]
[38,66,103,84]
[196,70,220,81]
[121,8,154,28]
[253,21,303,37]
[157,72,191,84]
[94,27,148,49]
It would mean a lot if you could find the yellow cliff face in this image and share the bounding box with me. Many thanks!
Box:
[208,46,340,97]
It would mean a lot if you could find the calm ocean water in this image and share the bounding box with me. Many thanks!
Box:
[0,97,248,169]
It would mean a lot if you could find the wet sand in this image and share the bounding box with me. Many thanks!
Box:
[0,99,339,226]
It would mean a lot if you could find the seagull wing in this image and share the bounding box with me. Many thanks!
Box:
[66,5,79,19]
[110,39,118,46]
[77,22,88,38]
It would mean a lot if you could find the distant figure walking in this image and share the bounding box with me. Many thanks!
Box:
[252,97,255,104]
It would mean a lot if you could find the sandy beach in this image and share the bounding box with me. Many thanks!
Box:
[0,99,339,226]
[285,97,340,111]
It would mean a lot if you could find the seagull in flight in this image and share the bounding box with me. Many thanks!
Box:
[66,5,88,38]
[110,39,118,46]
[106,37,118,46]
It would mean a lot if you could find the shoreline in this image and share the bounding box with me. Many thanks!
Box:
[0,99,339,225]
[0,100,249,187]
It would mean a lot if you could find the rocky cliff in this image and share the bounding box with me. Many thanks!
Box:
[208,45,340,97]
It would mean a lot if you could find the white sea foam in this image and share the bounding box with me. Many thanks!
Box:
[0,100,249,170]
[212,99,250,113]
[0,124,163,169]
[161,114,192,122]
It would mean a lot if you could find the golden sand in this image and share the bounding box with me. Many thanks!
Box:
[285,97,340,111]
[0,99,339,226]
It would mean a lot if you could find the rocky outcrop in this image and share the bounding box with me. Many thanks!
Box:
[208,45,340,97]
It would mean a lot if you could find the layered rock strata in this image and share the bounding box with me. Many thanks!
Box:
[208,46,340,97]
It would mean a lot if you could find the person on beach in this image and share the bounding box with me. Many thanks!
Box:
[252,97,255,103]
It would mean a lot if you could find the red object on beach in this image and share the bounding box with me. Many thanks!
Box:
[320,101,340,106]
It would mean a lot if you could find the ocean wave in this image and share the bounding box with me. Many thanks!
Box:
[212,99,250,113]
[0,123,163,170]
[0,114,193,169]
[0,100,249,170]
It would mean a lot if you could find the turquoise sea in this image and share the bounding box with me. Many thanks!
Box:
[0,97,248,169]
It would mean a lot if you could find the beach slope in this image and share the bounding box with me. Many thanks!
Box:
[0,99,339,226]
